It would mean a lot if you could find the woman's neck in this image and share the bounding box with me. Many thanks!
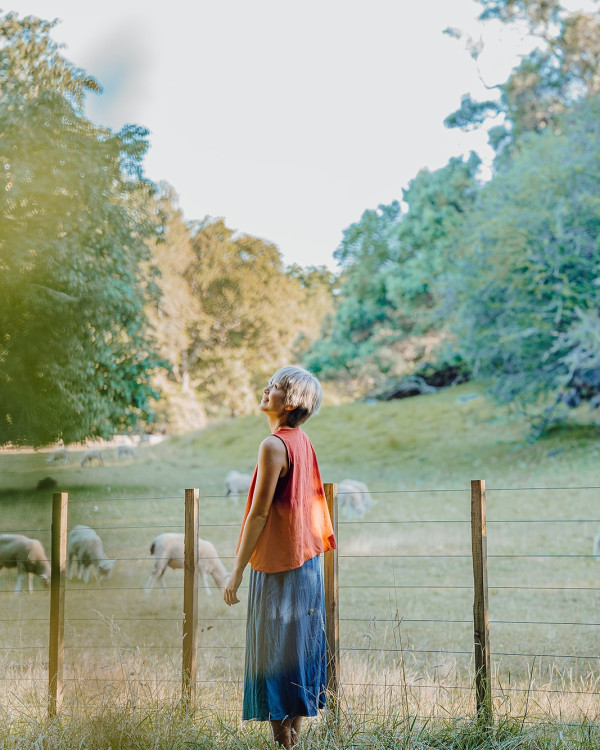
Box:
[268,416,293,432]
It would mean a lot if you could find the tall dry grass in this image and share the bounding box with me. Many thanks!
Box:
[2,382,600,746]
[2,648,600,748]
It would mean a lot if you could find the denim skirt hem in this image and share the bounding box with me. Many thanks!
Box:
[242,554,327,721]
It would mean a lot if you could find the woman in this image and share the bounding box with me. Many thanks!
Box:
[224,365,336,749]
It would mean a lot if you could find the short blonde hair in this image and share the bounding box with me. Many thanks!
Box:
[270,366,322,428]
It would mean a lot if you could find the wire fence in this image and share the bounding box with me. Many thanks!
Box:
[1,481,600,723]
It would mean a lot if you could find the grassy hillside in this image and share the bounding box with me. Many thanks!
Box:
[1,381,600,747]
[2,381,598,499]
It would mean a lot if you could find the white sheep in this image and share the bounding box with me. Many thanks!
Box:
[80,449,104,467]
[593,530,600,560]
[46,448,69,465]
[224,470,252,498]
[0,534,51,592]
[116,445,135,460]
[67,525,115,583]
[145,532,229,595]
[337,479,375,519]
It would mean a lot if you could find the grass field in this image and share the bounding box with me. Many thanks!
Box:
[1,381,600,747]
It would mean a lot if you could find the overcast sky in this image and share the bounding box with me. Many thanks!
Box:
[6,0,552,268]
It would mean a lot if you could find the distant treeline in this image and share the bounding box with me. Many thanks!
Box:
[2,1,600,446]
[0,12,335,445]
[305,0,600,434]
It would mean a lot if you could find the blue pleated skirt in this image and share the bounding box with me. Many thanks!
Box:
[243,554,327,721]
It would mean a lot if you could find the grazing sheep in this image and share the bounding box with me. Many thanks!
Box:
[0,534,51,593]
[594,529,600,559]
[80,449,104,467]
[146,532,229,595]
[224,470,252,498]
[116,445,135,460]
[337,479,375,519]
[67,525,115,583]
[46,448,69,465]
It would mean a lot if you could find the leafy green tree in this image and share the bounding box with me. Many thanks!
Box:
[304,155,480,388]
[476,0,564,28]
[0,12,100,109]
[0,13,163,445]
[285,264,337,356]
[186,219,308,416]
[145,183,200,392]
[303,202,399,389]
[385,152,481,328]
[450,96,600,424]
[142,184,209,431]
[143,198,336,428]
[446,1,600,155]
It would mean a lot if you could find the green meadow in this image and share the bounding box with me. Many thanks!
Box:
[1,382,600,748]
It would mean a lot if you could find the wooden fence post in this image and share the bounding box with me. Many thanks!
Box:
[182,488,199,710]
[48,491,68,717]
[324,483,339,716]
[471,479,492,723]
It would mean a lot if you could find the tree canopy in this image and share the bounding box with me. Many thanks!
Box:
[446,0,600,157]
[0,13,164,445]
[184,219,324,416]
[304,0,600,431]
[143,193,337,426]
[304,154,481,392]
[6,3,600,442]
[0,12,100,109]
[450,96,600,423]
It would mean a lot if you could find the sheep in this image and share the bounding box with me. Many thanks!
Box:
[80,449,104,467]
[593,529,600,560]
[337,479,375,519]
[116,445,135,460]
[145,532,229,595]
[0,534,51,593]
[67,525,115,583]
[224,470,252,498]
[46,448,69,465]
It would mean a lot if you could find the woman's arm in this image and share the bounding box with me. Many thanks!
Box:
[224,436,287,606]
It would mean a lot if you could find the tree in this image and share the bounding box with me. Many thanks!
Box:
[445,1,600,156]
[449,96,600,424]
[141,184,210,431]
[303,202,401,386]
[185,219,308,416]
[0,13,164,445]
[0,12,100,109]
[385,152,481,329]
[285,264,337,357]
[145,183,200,392]
[304,154,480,389]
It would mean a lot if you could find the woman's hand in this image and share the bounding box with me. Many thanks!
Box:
[224,567,244,606]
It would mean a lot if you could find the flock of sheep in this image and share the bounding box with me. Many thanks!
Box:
[47,448,375,518]
[6,460,600,594]
[0,465,376,594]
[45,445,135,467]
[0,526,230,595]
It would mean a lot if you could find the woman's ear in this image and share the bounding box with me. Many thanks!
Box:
[285,404,296,411]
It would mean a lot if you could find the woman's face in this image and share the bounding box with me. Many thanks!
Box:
[259,380,288,417]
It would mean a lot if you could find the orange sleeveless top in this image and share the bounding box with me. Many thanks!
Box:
[236,427,336,573]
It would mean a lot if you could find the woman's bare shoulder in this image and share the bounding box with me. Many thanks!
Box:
[259,434,288,456]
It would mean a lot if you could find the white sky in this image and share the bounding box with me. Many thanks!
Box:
[3,0,566,268]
